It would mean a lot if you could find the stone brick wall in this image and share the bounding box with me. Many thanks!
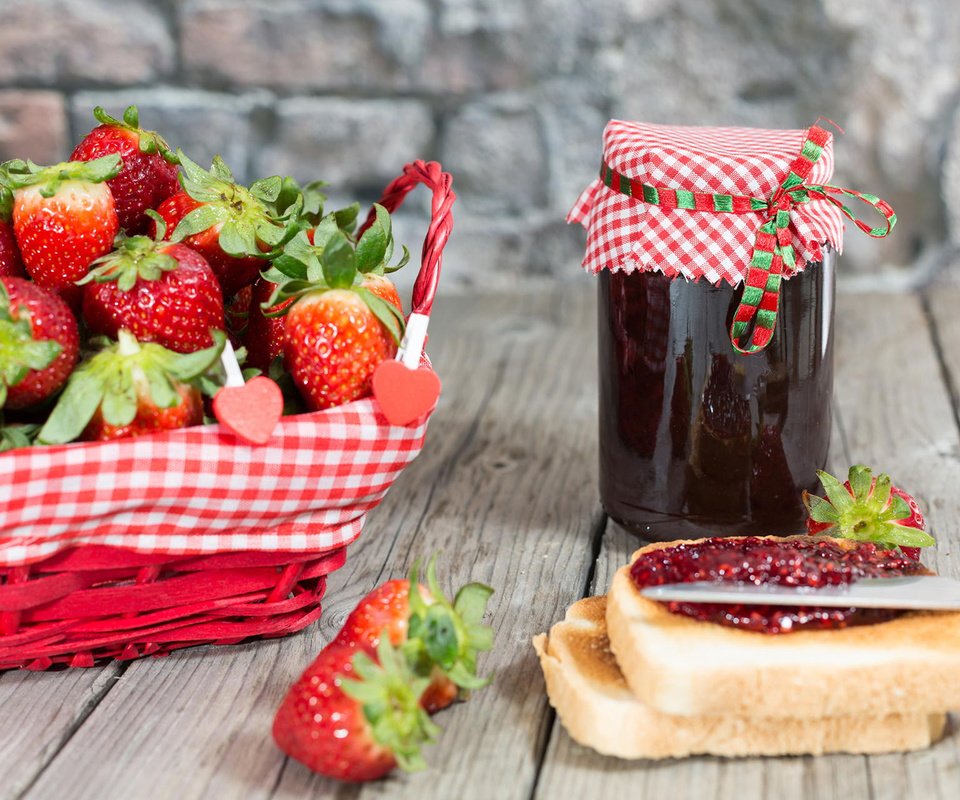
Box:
[1,0,959,292]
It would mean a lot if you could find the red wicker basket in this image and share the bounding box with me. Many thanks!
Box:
[0,160,455,670]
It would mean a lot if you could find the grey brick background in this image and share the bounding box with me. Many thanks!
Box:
[1,0,959,293]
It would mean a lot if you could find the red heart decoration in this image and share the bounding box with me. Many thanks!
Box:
[372,360,442,426]
[213,376,284,445]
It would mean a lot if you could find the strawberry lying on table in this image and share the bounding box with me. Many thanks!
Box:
[273,560,494,782]
[803,464,934,559]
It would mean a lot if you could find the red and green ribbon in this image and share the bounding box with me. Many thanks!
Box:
[599,124,897,354]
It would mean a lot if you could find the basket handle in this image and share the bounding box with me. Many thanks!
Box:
[359,160,455,323]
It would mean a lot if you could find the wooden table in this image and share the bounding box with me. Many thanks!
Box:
[2,283,959,800]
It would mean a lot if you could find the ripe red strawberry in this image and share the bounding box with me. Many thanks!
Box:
[0,277,79,409]
[7,155,121,291]
[803,465,933,559]
[71,105,180,235]
[0,220,24,278]
[273,638,439,782]
[80,233,224,354]
[0,185,25,278]
[38,330,225,444]
[274,561,493,781]
[285,288,399,410]
[224,285,253,346]
[362,272,403,312]
[243,278,291,372]
[271,211,408,410]
[151,152,291,297]
[333,560,494,714]
[153,191,262,297]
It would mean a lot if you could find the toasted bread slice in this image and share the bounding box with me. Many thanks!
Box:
[606,539,960,719]
[535,596,946,759]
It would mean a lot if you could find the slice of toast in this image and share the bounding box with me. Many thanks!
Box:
[534,596,946,759]
[606,539,960,719]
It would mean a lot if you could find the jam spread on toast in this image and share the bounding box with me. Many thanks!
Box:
[630,536,926,633]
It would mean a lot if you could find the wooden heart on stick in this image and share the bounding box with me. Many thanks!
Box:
[372,359,441,426]
[213,342,283,445]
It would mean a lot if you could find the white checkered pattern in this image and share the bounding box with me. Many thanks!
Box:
[567,120,846,285]
[0,398,429,567]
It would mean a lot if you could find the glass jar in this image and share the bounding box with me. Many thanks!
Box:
[597,250,835,540]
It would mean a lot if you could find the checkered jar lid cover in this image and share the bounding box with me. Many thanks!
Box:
[567,120,846,286]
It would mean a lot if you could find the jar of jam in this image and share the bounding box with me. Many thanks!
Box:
[569,121,895,541]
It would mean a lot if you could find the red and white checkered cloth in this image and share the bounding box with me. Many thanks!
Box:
[0,398,429,567]
[567,120,846,285]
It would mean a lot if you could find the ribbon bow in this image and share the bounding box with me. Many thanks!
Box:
[598,123,897,354]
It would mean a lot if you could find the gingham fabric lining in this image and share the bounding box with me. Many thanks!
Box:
[567,120,846,285]
[0,397,429,566]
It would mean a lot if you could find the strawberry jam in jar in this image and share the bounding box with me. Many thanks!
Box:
[570,121,894,540]
[597,256,834,539]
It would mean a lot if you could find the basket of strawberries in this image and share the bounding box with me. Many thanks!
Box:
[0,106,453,670]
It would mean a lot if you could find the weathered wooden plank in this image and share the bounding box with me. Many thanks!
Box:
[0,664,121,800]
[23,282,602,799]
[536,290,960,800]
[272,283,603,799]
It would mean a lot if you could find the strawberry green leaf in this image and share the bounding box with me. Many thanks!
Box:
[847,464,873,503]
[163,330,226,381]
[144,368,181,410]
[333,202,360,234]
[249,176,282,204]
[875,524,936,548]
[871,473,894,513]
[421,605,460,670]
[356,287,404,345]
[38,372,106,444]
[255,221,286,249]
[311,214,340,251]
[172,203,228,242]
[356,204,390,274]
[383,245,411,274]
[300,180,327,222]
[453,583,495,629]
[217,220,250,257]
[79,154,124,184]
[210,155,235,183]
[320,231,356,289]
[0,183,12,220]
[270,254,308,281]
[884,493,912,522]
[0,422,38,453]
[804,493,840,524]
[817,469,855,515]
[444,661,491,691]
[100,369,138,426]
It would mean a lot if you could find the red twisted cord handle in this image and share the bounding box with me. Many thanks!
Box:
[359,160,455,317]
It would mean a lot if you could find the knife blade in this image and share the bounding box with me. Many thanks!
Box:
[639,574,960,610]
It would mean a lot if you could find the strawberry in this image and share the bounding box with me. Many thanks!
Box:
[267,205,408,410]
[243,278,290,372]
[333,559,494,713]
[802,464,934,559]
[273,637,439,782]
[224,285,253,346]
[0,184,25,278]
[151,152,293,297]
[0,277,79,409]
[38,329,225,444]
[71,105,180,235]
[0,221,24,278]
[79,222,224,354]
[274,561,494,781]
[6,155,121,291]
